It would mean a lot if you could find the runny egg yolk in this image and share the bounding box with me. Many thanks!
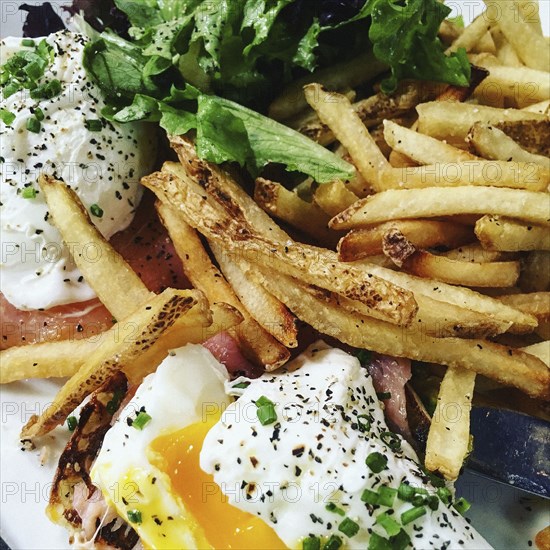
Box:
[150,416,286,549]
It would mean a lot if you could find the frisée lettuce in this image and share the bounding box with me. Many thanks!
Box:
[80,0,471,181]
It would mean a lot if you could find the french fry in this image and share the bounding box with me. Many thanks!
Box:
[494,120,549,157]
[492,26,524,67]
[20,289,213,439]
[251,268,550,399]
[304,83,389,196]
[519,251,550,292]
[268,51,386,121]
[337,220,474,260]
[143,167,419,327]
[425,368,476,480]
[468,123,550,167]
[483,0,549,71]
[156,201,291,369]
[383,120,479,164]
[0,302,242,385]
[441,243,510,263]
[377,161,548,192]
[403,251,520,288]
[517,0,543,35]
[254,178,338,245]
[521,342,550,367]
[38,175,153,320]
[416,101,545,144]
[475,215,550,251]
[313,180,359,217]
[473,65,550,107]
[209,241,298,348]
[446,14,492,54]
[497,292,550,322]
[330,187,550,228]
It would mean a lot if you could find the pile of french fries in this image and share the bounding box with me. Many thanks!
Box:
[1,1,548,487]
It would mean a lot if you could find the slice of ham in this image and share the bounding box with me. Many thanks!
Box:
[203,331,263,378]
[368,354,413,440]
[1,193,189,349]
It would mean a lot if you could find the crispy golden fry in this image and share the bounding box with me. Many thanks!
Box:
[475,215,550,251]
[383,120,479,164]
[497,292,550,322]
[330,187,550,228]
[38,175,152,320]
[0,302,242,385]
[495,120,550,157]
[491,26,524,67]
[20,289,213,439]
[313,180,359,217]
[156,202,291,369]
[403,251,520,288]
[521,342,550,366]
[468,123,550,168]
[425,368,476,480]
[519,251,550,292]
[268,51,386,121]
[337,220,474,260]
[254,178,338,245]
[304,83,389,196]
[474,65,550,107]
[252,269,550,399]
[293,81,436,146]
[483,0,549,71]
[352,260,537,334]
[441,243,510,263]
[517,0,544,34]
[389,151,417,169]
[209,241,298,348]
[377,161,548,192]
[143,166,419,327]
[416,102,545,144]
[446,14,492,54]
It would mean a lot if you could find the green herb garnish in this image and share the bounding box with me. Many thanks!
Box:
[366,452,387,474]
[376,512,401,537]
[26,117,41,133]
[255,396,277,426]
[380,431,401,451]
[132,411,152,430]
[453,497,471,515]
[401,505,426,525]
[21,187,37,199]
[325,502,345,516]
[0,109,16,125]
[127,509,142,524]
[90,203,104,218]
[323,534,343,550]
[338,517,360,538]
[67,416,78,432]
[377,486,397,507]
[302,535,320,550]
[85,119,103,131]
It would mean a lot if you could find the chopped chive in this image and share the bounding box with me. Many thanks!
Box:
[0,109,16,125]
[90,203,104,218]
[376,392,391,400]
[21,187,37,199]
[232,381,250,390]
[401,505,426,525]
[302,536,320,550]
[24,61,43,80]
[132,411,152,430]
[391,529,411,550]
[361,488,379,505]
[26,117,41,133]
[377,486,397,507]
[354,349,372,365]
[323,534,343,550]
[34,107,44,121]
[380,431,401,451]
[325,502,345,516]
[367,532,392,550]
[3,82,21,98]
[127,509,142,524]
[67,416,77,431]
[85,119,103,131]
[21,38,35,47]
[453,497,471,515]
[338,517,360,538]
[427,495,440,511]
[397,482,415,502]
[356,414,372,433]
[366,452,387,473]
[421,465,446,487]
[412,494,426,506]
[376,512,401,537]
[436,486,452,505]
[30,78,61,100]
[255,395,277,426]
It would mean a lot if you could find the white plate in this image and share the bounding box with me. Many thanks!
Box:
[1,2,549,549]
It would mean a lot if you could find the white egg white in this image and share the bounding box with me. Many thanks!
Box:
[0,31,156,310]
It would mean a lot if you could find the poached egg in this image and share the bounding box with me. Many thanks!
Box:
[0,30,156,311]
[90,343,492,549]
